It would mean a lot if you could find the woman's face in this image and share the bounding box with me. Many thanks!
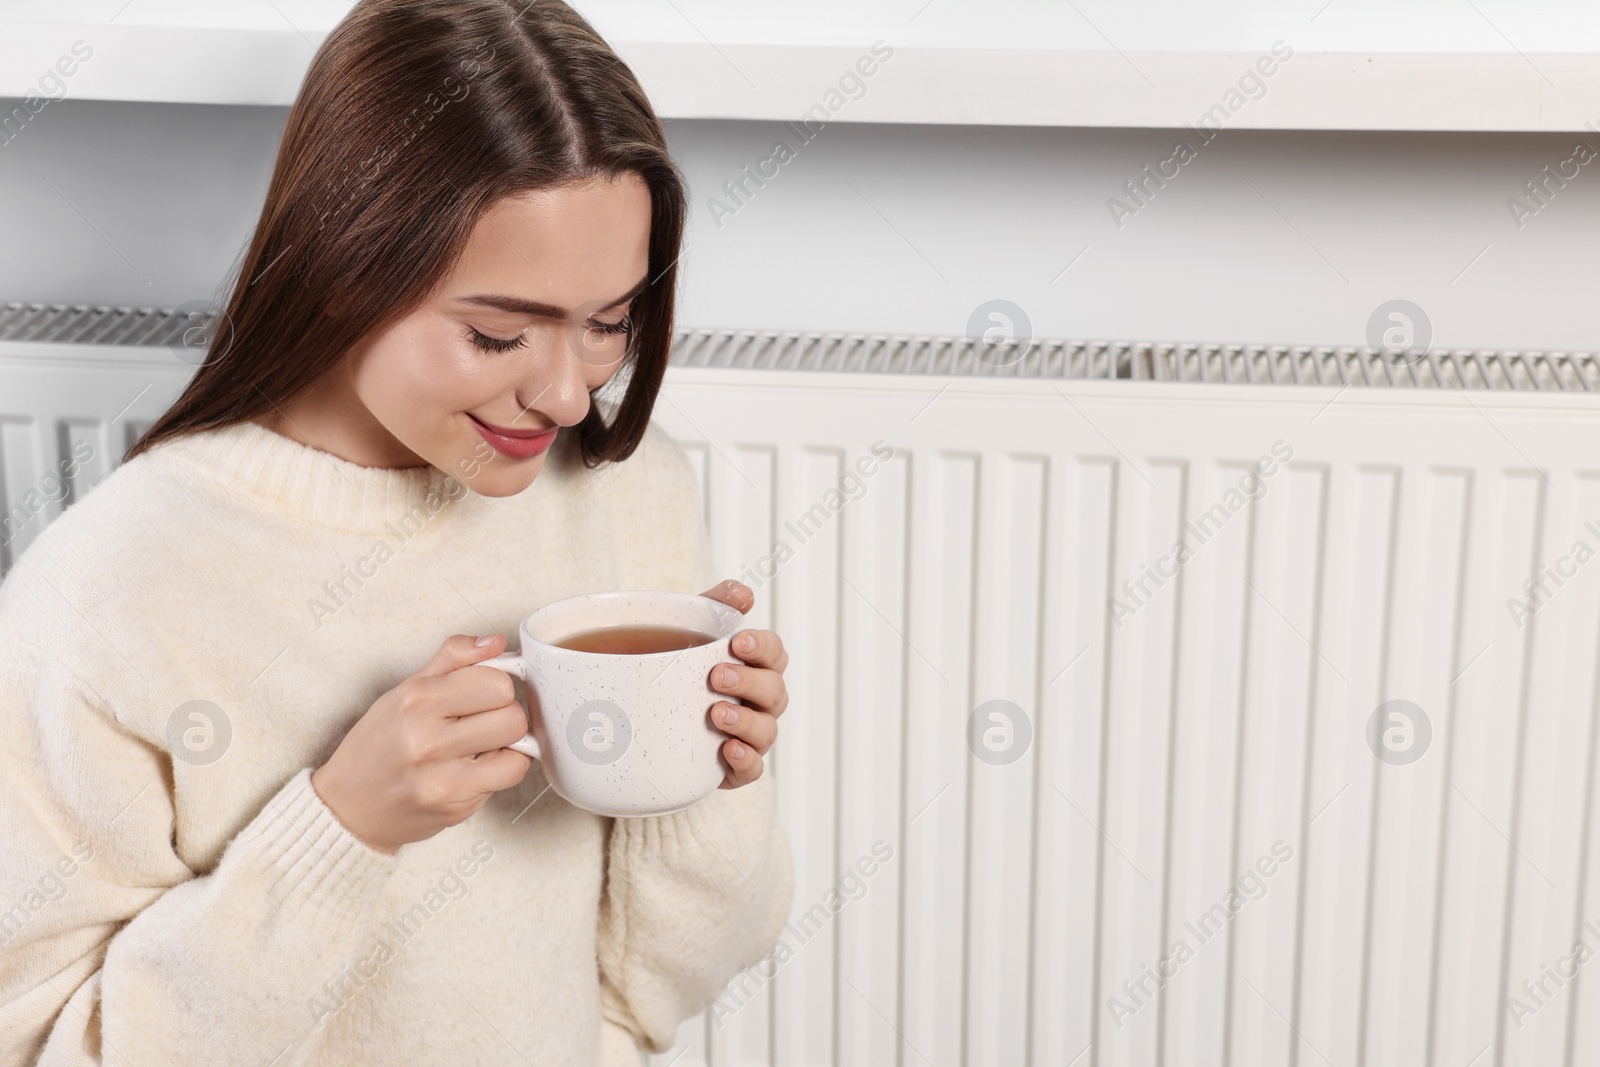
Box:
[320,173,652,495]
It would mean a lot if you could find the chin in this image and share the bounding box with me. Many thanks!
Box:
[452,453,546,497]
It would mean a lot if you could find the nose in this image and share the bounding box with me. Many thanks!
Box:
[517,323,595,428]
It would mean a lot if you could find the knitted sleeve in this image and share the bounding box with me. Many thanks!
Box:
[593,459,795,1059]
[595,773,793,1058]
[0,636,400,1065]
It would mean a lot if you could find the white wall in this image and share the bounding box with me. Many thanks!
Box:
[0,101,285,314]
[669,120,1600,350]
[2,100,1597,351]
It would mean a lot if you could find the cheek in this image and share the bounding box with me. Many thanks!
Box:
[582,353,624,394]
[356,319,487,423]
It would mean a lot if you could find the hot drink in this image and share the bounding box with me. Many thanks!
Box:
[553,624,714,655]
[478,589,746,817]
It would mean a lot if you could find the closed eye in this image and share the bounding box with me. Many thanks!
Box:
[465,314,631,354]
[588,314,633,337]
[466,326,527,353]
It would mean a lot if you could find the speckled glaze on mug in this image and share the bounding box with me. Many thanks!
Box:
[479,590,745,817]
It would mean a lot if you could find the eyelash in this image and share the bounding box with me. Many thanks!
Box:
[465,315,633,354]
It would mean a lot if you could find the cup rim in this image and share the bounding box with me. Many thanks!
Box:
[522,589,740,658]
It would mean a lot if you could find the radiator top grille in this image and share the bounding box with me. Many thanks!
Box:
[0,303,195,348]
[3,301,1594,392]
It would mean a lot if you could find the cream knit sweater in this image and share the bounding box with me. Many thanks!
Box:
[0,416,792,1065]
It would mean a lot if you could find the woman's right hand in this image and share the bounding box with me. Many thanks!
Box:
[310,633,534,854]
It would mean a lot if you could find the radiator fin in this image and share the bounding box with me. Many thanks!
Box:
[4,302,1597,391]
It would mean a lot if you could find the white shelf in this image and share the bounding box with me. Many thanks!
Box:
[4,1,1600,131]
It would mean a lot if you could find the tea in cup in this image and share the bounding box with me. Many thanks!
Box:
[478,590,745,816]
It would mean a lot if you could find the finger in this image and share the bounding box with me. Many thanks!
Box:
[719,737,763,788]
[710,662,788,718]
[456,745,533,796]
[709,701,777,755]
[729,628,788,673]
[439,703,530,760]
[423,663,521,719]
[698,579,754,614]
[413,632,507,679]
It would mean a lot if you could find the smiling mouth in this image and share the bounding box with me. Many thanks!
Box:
[468,413,555,439]
[468,413,559,458]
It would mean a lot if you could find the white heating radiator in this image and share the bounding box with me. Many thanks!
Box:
[4,308,1600,1067]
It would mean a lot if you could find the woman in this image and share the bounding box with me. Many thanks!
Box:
[0,1,793,1063]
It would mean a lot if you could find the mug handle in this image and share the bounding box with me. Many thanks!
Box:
[477,653,542,761]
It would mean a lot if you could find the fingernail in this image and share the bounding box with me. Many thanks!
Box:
[722,705,739,726]
[475,634,496,647]
[720,665,739,687]
[731,742,746,759]
[737,632,755,653]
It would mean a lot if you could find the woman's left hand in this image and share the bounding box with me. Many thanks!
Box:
[698,579,788,788]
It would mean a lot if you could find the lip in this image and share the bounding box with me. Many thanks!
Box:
[468,413,559,459]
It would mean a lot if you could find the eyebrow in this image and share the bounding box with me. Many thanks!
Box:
[455,275,648,320]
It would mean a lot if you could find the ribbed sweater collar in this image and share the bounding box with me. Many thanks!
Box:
[151,420,463,534]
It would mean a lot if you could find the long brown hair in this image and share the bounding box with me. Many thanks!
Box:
[125,0,685,469]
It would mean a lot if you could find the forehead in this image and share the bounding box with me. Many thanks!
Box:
[445,174,652,309]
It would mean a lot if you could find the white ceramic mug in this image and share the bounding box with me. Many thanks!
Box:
[479,590,746,817]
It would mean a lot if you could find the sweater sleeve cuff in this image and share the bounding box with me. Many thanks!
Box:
[598,1015,646,1067]
[610,771,781,886]
[221,767,400,941]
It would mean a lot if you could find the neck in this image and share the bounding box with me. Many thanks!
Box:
[256,359,427,471]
